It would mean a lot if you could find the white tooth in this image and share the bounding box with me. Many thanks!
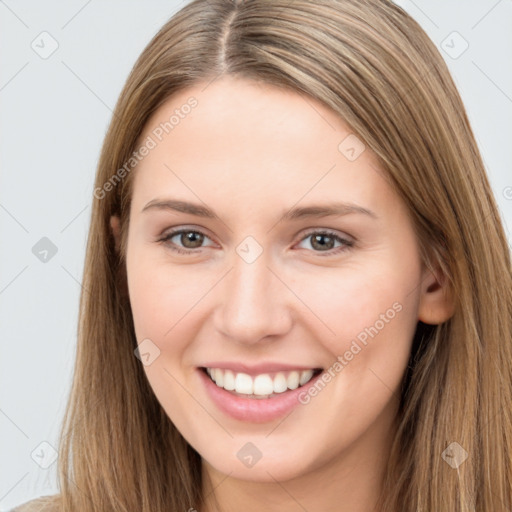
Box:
[273,372,288,393]
[213,368,223,387]
[287,371,300,390]
[214,368,316,394]
[253,374,274,395]
[223,370,235,391]
[235,372,253,394]
[299,369,314,386]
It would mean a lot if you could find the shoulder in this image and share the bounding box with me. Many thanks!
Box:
[11,495,60,512]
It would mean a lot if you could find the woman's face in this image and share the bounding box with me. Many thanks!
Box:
[117,76,439,483]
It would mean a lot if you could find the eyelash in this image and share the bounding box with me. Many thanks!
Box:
[158,228,355,257]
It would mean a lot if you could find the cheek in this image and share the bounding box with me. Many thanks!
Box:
[289,261,421,422]
[289,257,420,355]
[284,263,420,448]
[126,255,209,430]
[126,248,204,343]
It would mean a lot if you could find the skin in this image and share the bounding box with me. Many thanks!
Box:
[111,76,454,512]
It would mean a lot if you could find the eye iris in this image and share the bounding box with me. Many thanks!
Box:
[311,233,334,251]
[181,231,204,249]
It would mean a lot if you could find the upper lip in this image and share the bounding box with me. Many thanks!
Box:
[200,362,323,376]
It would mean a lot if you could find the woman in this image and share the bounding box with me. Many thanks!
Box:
[13,0,512,510]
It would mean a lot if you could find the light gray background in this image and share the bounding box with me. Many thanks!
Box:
[1,0,511,509]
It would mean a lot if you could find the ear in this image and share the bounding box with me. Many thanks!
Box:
[110,215,121,253]
[417,263,456,325]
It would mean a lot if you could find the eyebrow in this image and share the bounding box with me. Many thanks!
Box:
[141,198,377,221]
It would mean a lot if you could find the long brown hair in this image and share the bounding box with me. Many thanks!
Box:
[39,0,512,510]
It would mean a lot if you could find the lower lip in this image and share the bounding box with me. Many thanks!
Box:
[198,368,323,423]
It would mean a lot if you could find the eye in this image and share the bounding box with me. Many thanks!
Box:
[295,229,354,256]
[159,228,215,255]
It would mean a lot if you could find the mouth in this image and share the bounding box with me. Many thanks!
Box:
[200,366,323,399]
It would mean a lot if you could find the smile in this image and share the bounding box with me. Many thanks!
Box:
[202,367,323,399]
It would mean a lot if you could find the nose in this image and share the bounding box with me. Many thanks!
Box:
[213,249,292,346]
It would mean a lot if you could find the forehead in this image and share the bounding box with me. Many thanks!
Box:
[130,76,397,219]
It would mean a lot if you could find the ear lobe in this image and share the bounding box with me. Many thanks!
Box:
[110,215,121,253]
[417,265,456,325]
